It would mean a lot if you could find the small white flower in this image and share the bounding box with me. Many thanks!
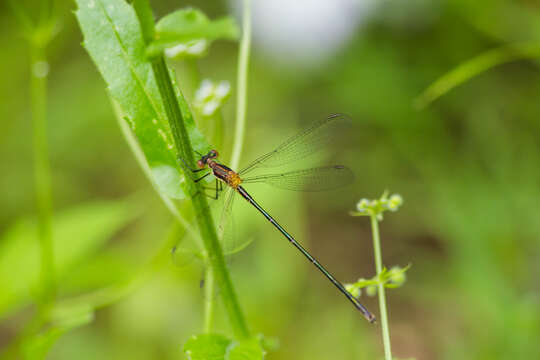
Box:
[165,39,208,59]
[194,79,231,117]
[196,80,214,102]
[165,43,188,58]
[202,99,220,116]
[215,81,231,98]
[187,39,208,55]
[356,198,369,212]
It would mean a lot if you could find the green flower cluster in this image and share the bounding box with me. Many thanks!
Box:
[351,191,403,220]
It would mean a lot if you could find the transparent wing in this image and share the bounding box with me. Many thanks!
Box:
[218,187,235,240]
[238,114,351,176]
[242,165,354,192]
[218,188,253,256]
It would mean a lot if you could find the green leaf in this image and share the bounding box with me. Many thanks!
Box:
[0,199,135,318]
[226,338,265,360]
[147,8,239,59]
[75,0,211,200]
[184,333,232,360]
[183,334,265,360]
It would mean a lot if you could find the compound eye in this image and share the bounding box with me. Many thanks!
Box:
[210,150,219,158]
[196,160,205,168]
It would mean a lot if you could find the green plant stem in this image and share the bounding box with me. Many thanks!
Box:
[203,0,252,333]
[184,59,201,96]
[151,56,250,340]
[370,215,392,360]
[31,44,55,313]
[179,59,218,333]
[229,0,251,171]
[203,267,215,333]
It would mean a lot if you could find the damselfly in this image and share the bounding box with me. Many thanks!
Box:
[181,114,375,323]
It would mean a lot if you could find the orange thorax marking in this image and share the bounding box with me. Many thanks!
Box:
[227,172,242,188]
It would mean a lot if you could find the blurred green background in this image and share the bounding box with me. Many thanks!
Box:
[1,0,540,359]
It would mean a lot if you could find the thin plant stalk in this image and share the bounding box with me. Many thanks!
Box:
[229,0,251,171]
[131,1,249,338]
[204,0,252,333]
[180,60,222,333]
[370,215,392,360]
[8,0,58,316]
[203,267,215,333]
[151,56,250,340]
[31,40,55,317]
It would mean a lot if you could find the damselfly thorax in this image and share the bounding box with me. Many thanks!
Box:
[206,160,243,189]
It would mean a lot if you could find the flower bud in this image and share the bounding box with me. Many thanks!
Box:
[345,284,361,298]
[366,285,377,297]
[388,266,407,286]
[388,194,403,211]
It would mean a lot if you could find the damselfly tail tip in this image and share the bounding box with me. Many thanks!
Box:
[365,312,376,324]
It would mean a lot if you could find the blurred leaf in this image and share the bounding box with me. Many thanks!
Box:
[226,338,265,360]
[60,248,136,292]
[0,200,135,318]
[184,333,232,360]
[146,8,239,59]
[52,275,143,318]
[75,0,211,200]
[21,307,94,360]
[258,334,279,352]
[415,42,540,108]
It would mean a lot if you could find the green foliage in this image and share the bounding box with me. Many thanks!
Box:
[146,8,239,59]
[415,42,540,108]
[227,337,265,360]
[20,307,94,359]
[184,334,265,360]
[184,334,231,360]
[4,0,540,358]
[0,199,135,318]
[75,0,211,200]
[351,191,403,221]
